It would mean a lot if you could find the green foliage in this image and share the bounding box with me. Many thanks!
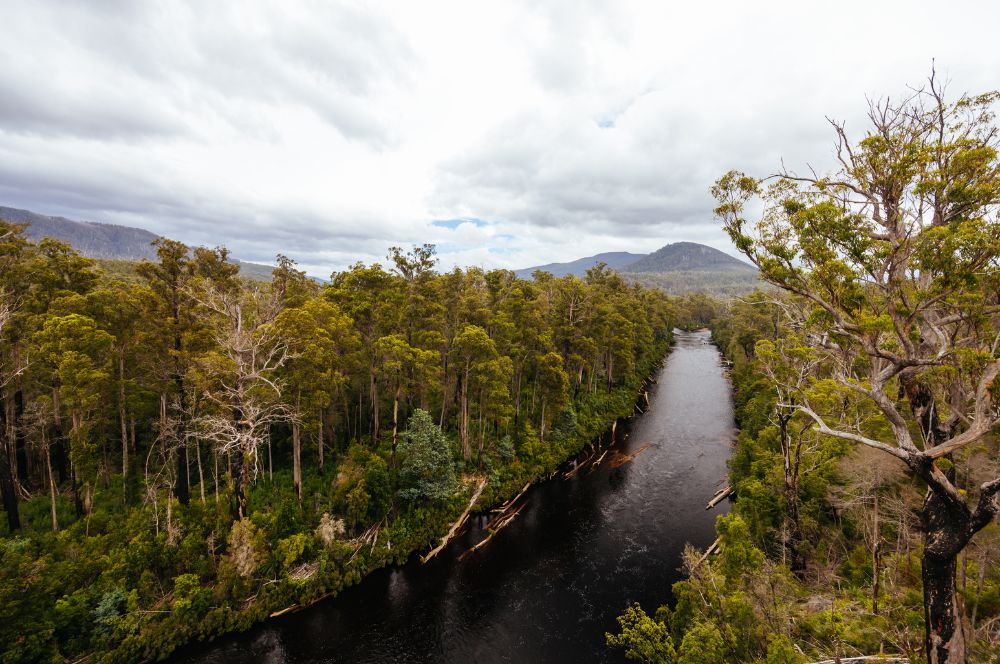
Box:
[397,409,457,502]
[1,225,680,662]
[676,621,726,664]
[605,603,675,664]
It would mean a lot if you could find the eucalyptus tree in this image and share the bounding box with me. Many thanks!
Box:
[191,280,292,519]
[451,324,503,464]
[137,239,196,505]
[274,297,353,498]
[535,351,569,442]
[84,282,147,498]
[33,314,114,518]
[713,77,1000,663]
[325,262,403,446]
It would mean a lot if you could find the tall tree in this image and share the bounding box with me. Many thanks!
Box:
[192,282,291,519]
[137,239,195,505]
[713,76,1000,663]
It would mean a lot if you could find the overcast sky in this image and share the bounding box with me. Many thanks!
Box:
[2,1,998,276]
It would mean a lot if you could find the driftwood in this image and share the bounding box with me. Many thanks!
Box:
[608,444,652,469]
[459,502,526,561]
[421,477,488,563]
[692,538,720,569]
[587,450,609,473]
[563,450,596,479]
[347,520,382,562]
[489,482,531,522]
[705,485,734,510]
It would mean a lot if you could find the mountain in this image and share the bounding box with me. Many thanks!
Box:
[622,242,754,273]
[1,205,161,260]
[513,242,761,295]
[1,205,282,281]
[514,251,647,278]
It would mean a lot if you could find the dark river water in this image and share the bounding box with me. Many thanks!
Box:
[177,329,734,663]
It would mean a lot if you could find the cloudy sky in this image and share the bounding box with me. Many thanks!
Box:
[2,1,998,276]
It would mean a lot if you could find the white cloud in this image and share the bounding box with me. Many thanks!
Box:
[1,0,998,276]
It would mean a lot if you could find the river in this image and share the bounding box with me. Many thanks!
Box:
[177,329,735,663]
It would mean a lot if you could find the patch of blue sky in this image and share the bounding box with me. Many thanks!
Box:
[431,217,489,229]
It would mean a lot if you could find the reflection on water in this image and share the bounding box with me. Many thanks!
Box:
[175,329,735,663]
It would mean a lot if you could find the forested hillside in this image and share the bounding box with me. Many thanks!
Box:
[1,205,285,282]
[1,206,161,261]
[0,227,678,662]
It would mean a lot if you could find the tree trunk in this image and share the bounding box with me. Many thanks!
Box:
[13,388,28,482]
[292,396,302,501]
[51,387,67,483]
[900,375,978,663]
[44,428,58,532]
[195,438,206,503]
[369,370,380,447]
[460,366,470,462]
[872,490,881,615]
[778,413,804,572]
[0,387,20,531]
[118,350,128,501]
[232,405,248,519]
[921,488,970,664]
[540,401,546,443]
[317,408,324,471]
[391,384,400,466]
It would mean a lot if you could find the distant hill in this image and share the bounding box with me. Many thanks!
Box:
[514,251,646,279]
[623,242,754,273]
[1,204,281,282]
[1,205,161,260]
[514,241,761,295]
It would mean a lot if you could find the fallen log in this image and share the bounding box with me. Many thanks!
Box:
[460,502,526,560]
[489,482,531,525]
[269,604,299,618]
[692,538,720,569]
[421,477,488,563]
[587,449,609,473]
[564,451,596,479]
[608,443,652,469]
[705,485,734,510]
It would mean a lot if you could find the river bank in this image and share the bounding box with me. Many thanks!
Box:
[174,329,735,663]
[91,338,674,663]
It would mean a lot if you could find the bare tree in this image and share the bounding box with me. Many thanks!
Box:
[714,73,1000,663]
[191,282,293,519]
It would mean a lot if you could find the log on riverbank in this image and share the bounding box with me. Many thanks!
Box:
[421,477,488,563]
[692,537,720,569]
[459,501,526,561]
[705,485,733,510]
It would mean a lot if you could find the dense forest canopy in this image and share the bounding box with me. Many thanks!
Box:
[0,225,685,662]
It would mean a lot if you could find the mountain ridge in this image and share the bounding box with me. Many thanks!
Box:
[513,251,646,279]
[623,241,754,273]
[1,204,282,280]
[515,241,754,278]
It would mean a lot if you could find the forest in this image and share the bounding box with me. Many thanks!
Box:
[0,231,678,663]
[606,80,1000,663]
